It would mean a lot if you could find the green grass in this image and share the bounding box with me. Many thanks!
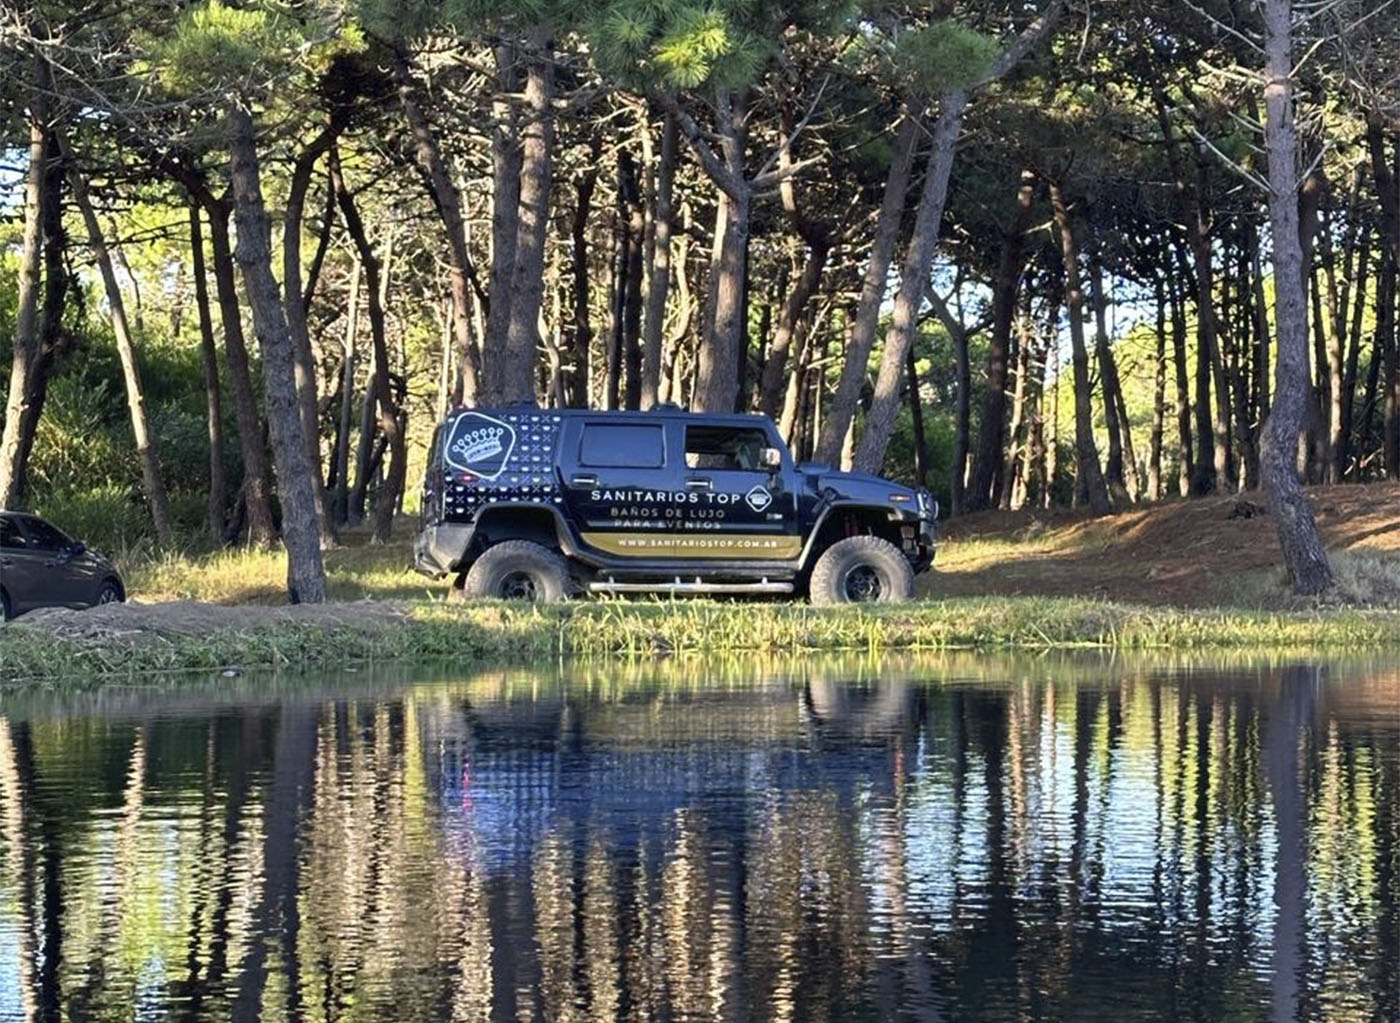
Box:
[128,535,429,603]
[2,597,1397,684]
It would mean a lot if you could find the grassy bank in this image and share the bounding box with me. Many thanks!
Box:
[2,597,1397,683]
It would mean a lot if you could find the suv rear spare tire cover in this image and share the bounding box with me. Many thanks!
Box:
[808,536,915,606]
[462,540,572,602]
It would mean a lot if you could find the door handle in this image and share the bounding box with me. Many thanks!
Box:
[685,478,713,490]
[571,474,598,487]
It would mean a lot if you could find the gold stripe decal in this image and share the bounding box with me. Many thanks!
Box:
[582,531,802,559]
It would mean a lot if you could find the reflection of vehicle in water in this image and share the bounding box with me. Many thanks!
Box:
[424,680,925,868]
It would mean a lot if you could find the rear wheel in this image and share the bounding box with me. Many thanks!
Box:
[462,540,571,603]
[808,536,914,606]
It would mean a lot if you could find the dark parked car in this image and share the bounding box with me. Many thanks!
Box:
[0,512,125,621]
[415,404,937,604]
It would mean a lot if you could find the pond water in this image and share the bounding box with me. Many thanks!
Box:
[0,652,1395,1022]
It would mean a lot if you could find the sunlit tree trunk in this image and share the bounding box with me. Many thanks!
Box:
[283,120,341,539]
[855,91,967,473]
[1049,180,1111,516]
[7,121,69,510]
[482,44,520,404]
[501,30,555,405]
[0,94,47,510]
[815,113,918,466]
[60,132,175,546]
[206,201,277,547]
[228,105,327,602]
[1259,0,1332,595]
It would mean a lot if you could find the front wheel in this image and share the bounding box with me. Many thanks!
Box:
[95,579,124,607]
[461,541,572,603]
[808,536,914,606]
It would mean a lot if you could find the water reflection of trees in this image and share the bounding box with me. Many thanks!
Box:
[0,662,1393,1022]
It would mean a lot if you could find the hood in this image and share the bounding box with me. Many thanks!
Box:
[797,463,919,500]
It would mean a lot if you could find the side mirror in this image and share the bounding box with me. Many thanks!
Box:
[67,541,87,559]
[759,446,783,471]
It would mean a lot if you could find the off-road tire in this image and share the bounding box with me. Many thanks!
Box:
[462,540,572,603]
[808,536,914,606]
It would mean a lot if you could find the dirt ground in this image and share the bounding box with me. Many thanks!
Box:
[927,482,1400,606]
[13,599,409,644]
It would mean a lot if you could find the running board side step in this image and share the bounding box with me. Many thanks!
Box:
[588,577,794,595]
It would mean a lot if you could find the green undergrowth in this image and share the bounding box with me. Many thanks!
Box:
[2,597,1397,684]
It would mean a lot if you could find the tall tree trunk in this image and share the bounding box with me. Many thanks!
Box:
[905,347,930,491]
[950,314,972,515]
[331,149,406,544]
[283,121,341,539]
[1090,238,1131,502]
[760,240,828,419]
[1021,301,1050,509]
[482,44,521,403]
[969,168,1037,510]
[227,105,327,602]
[501,30,554,405]
[1385,262,1400,477]
[1001,299,1032,509]
[1148,276,1167,502]
[189,204,229,540]
[1049,180,1112,516]
[640,113,677,409]
[393,51,482,405]
[604,202,625,411]
[854,91,969,473]
[619,149,646,410]
[1340,240,1370,459]
[332,257,360,526]
[206,201,277,546]
[1045,309,1061,508]
[815,113,919,465]
[1191,193,1222,495]
[1168,248,1195,496]
[8,124,71,512]
[0,95,47,510]
[60,133,175,547]
[694,88,751,413]
[1259,0,1332,595]
[568,136,601,408]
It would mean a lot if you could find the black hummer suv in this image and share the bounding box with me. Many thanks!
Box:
[414,405,937,604]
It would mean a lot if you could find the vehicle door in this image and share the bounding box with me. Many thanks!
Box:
[0,515,45,614]
[560,419,681,558]
[676,420,800,560]
[17,516,91,606]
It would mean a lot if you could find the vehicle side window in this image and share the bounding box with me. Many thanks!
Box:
[579,424,665,468]
[0,518,26,549]
[20,517,69,550]
[685,425,769,472]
